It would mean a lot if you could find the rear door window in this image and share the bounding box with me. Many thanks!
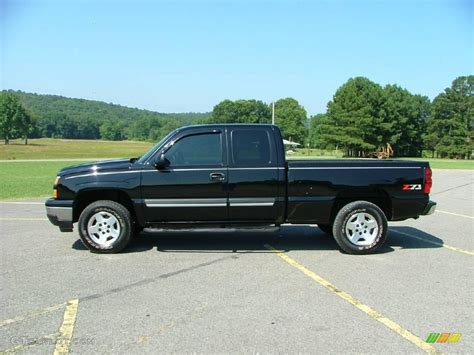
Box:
[231,129,273,166]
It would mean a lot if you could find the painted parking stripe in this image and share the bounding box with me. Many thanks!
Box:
[264,244,440,354]
[0,299,79,354]
[53,299,79,355]
[436,210,474,219]
[392,230,474,256]
[0,302,66,328]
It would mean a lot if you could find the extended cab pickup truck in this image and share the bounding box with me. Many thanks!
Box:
[45,124,436,254]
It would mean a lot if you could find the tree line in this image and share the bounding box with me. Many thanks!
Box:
[310,76,472,158]
[0,91,210,143]
[1,75,472,158]
[208,76,472,158]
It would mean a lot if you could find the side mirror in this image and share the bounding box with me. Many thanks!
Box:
[154,154,170,170]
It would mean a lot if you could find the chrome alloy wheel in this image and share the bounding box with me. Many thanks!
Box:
[345,212,379,246]
[87,211,121,247]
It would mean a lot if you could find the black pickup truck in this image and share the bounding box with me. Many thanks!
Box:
[45,124,436,254]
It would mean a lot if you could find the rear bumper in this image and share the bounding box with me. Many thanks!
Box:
[422,200,437,215]
[45,198,74,232]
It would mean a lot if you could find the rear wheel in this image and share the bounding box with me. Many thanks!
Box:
[78,200,133,253]
[332,201,387,254]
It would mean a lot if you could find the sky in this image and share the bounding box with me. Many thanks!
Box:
[1,0,472,114]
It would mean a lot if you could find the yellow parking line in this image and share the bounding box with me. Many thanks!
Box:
[393,230,474,256]
[0,302,66,328]
[53,299,79,355]
[437,210,474,219]
[264,244,440,354]
[0,217,48,221]
[1,332,59,353]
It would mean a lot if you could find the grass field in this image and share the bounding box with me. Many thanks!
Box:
[0,139,472,200]
[398,158,474,169]
[0,161,91,200]
[0,138,153,160]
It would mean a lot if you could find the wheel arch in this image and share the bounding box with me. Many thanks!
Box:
[330,188,392,223]
[73,188,139,224]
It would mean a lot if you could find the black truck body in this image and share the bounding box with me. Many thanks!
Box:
[45,124,436,254]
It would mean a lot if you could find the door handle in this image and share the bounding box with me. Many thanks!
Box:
[210,172,225,182]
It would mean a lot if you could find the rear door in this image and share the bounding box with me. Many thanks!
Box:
[226,126,281,222]
[141,128,228,222]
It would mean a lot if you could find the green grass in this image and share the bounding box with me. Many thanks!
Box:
[0,138,153,160]
[0,161,94,200]
[398,158,474,169]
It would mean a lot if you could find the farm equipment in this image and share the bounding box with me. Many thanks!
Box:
[368,143,394,159]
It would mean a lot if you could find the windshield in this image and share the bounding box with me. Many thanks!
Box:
[137,130,176,164]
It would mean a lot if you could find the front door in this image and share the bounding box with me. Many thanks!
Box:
[141,129,228,223]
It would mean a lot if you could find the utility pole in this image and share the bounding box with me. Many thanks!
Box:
[272,102,275,125]
[308,123,310,156]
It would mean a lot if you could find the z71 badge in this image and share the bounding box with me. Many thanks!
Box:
[403,184,422,191]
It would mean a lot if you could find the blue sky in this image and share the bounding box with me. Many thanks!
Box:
[1,0,472,114]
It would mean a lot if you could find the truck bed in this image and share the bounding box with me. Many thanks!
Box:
[286,159,429,224]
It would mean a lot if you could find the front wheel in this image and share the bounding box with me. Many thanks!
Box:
[332,201,387,254]
[78,200,133,253]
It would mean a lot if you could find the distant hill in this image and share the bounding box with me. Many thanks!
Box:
[9,90,210,125]
[3,90,211,141]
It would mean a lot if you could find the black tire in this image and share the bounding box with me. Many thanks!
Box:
[317,224,333,235]
[78,200,133,253]
[332,201,387,254]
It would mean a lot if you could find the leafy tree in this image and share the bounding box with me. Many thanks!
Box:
[100,121,126,141]
[424,76,473,158]
[210,99,271,124]
[127,117,162,141]
[55,114,78,139]
[381,85,430,156]
[36,115,59,138]
[404,94,430,156]
[325,77,385,157]
[309,113,332,149]
[76,117,100,139]
[318,78,431,157]
[0,92,18,143]
[274,98,307,144]
[15,104,34,144]
[0,92,34,144]
[154,120,182,141]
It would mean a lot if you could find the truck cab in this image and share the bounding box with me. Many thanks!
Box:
[139,124,286,226]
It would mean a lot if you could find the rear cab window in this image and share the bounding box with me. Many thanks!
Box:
[230,128,275,167]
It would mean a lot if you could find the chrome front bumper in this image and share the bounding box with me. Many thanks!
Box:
[45,198,74,232]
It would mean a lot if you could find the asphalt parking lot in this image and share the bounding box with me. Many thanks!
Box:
[0,169,472,354]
